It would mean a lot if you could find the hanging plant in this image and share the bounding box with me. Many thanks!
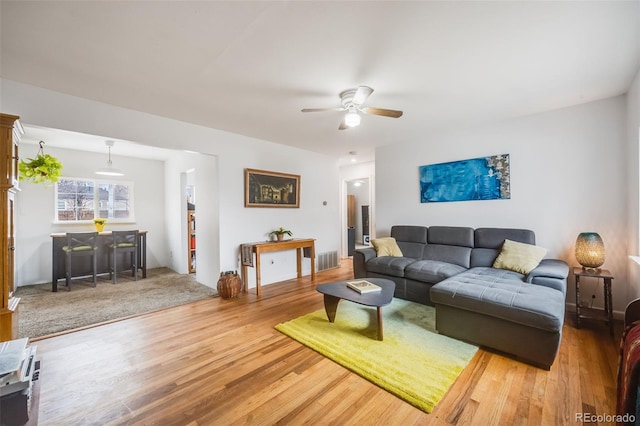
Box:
[18,141,63,185]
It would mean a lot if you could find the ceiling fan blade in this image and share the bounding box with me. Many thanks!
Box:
[352,86,374,105]
[301,107,344,113]
[338,119,349,130]
[362,107,403,118]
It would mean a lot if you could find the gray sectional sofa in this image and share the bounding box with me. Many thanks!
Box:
[353,225,569,369]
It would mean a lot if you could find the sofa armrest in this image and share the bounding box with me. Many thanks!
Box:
[526,259,569,293]
[353,247,377,278]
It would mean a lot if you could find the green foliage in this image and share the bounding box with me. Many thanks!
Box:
[269,227,293,237]
[18,153,63,185]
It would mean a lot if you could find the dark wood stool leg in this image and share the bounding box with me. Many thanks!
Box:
[112,248,118,284]
[65,253,71,291]
[108,251,112,282]
[92,251,97,287]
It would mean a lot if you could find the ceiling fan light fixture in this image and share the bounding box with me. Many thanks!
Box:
[344,110,361,127]
[301,86,402,130]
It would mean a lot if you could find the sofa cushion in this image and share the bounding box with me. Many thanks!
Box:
[424,245,472,268]
[471,228,536,268]
[391,226,427,259]
[493,239,548,274]
[475,228,536,248]
[405,260,467,284]
[430,267,565,332]
[427,226,474,247]
[371,237,403,257]
[390,225,428,243]
[470,248,500,268]
[366,256,416,277]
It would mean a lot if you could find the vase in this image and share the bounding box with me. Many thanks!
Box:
[95,223,105,232]
[277,234,284,241]
[217,271,242,299]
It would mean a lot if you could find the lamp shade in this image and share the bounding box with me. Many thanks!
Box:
[95,166,124,177]
[575,232,605,269]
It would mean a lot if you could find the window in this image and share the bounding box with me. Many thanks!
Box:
[55,177,134,222]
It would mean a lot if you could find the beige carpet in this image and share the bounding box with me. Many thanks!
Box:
[15,267,217,339]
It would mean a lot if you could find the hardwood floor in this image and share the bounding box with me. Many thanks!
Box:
[30,259,620,425]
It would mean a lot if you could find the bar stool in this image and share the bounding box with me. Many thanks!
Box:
[109,230,139,284]
[62,232,98,290]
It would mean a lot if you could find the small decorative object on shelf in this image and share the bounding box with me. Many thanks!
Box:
[269,227,293,242]
[93,218,107,232]
[217,270,242,299]
[18,140,63,185]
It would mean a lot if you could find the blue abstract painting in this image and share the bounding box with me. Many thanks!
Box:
[419,154,510,203]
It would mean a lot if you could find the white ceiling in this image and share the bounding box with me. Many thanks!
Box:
[1,1,639,164]
[20,124,176,161]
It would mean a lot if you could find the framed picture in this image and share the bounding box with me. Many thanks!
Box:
[419,154,510,203]
[244,168,300,208]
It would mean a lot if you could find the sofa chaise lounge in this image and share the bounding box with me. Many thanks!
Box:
[353,225,569,369]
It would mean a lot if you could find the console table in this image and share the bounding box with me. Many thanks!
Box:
[240,238,316,296]
[50,230,148,292]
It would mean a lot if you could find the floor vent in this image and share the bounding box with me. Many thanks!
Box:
[317,250,339,271]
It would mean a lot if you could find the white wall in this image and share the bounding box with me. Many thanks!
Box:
[190,154,221,286]
[229,149,340,285]
[164,152,220,287]
[3,79,341,291]
[627,67,640,303]
[15,145,167,286]
[376,96,629,314]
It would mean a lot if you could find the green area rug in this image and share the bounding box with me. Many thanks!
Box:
[275,298,478,413]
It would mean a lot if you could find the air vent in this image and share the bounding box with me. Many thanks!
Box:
[317,250,339,271]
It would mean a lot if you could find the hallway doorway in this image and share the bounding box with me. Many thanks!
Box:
[346,177,371,256]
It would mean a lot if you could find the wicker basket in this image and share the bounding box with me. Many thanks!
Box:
[217,272,242,299]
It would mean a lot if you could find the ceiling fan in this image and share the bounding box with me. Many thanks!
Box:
[301,85,403,130]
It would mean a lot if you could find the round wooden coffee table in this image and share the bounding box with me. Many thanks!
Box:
[316,278,395,341]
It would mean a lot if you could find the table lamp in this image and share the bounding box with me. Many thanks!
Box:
[575,232,605,271]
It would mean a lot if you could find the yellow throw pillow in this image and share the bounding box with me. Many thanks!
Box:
[371,237,403,257]
[493,239,547,274]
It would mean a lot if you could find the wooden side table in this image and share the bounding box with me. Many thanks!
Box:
[240,238,316,296]
[574,267,614,335]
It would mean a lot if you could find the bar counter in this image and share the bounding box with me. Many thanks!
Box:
[50,230,148,292]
